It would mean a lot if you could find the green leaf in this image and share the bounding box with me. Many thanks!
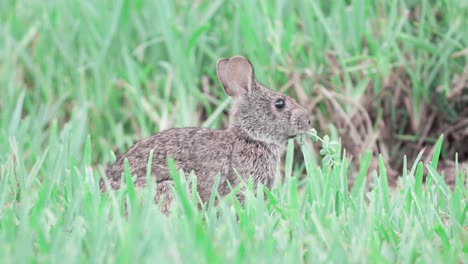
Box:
[167,157,195,218]
[123,158,136,212]
[83,134,92,166]
[378,155,390,214]
[430,134,444,171]
[351,151,372,200]
[414,161,424,197]
[285,139,295,179]
[289,177,299,220]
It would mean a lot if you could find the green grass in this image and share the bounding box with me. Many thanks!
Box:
[0,0,467,263]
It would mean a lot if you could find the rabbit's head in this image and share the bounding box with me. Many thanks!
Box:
[216,56,310,145]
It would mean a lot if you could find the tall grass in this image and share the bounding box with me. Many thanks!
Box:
[0,0,466,262]
[1,123,466,262]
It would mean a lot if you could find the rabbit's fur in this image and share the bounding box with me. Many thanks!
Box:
[102,56,310,214]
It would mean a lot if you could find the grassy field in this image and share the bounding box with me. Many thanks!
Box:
[0,0,467,263]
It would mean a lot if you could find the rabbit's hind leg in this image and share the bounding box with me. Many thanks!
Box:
[155,180,175,215]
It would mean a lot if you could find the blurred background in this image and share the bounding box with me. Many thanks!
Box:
[1,0,467,187]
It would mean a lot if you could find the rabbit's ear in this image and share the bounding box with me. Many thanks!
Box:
[216,58,230,93]
[225,56,254,97]
[217,56,254,97]
[226,56,254,95]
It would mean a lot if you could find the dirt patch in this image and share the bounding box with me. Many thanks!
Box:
[279,53,468,189]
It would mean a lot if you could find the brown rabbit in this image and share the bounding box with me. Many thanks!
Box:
[102,56,310,214]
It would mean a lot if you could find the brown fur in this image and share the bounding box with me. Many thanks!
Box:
[102,56,310,214]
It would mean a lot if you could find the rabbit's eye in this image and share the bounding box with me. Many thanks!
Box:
[274,99,285,109]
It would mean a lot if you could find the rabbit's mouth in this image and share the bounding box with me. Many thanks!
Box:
[288,130,308,139]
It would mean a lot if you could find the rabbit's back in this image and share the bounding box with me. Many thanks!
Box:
[104,128,235,193]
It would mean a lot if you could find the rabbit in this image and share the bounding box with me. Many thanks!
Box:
[101,56,311,214]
